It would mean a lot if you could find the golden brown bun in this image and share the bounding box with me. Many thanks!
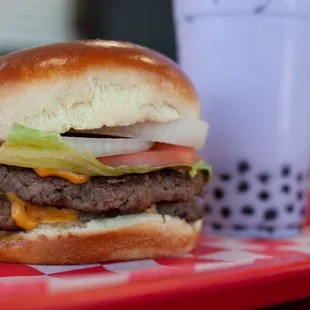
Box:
[0,214,202,265]
[0,40,200,141]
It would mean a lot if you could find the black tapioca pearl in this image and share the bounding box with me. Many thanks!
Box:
[204,204,212,214]
[220,207,231,218]
[237,161,250,174]
[211,222,222,230]
[237,181,250,193]
[241,205,255,216]
[233,224,246,231]
[297,191,304,201]
[297,173,304,183]
[264,209,278,221]
[185,15,194,22]
[213,188,224,200]
[282,165,291,177]
[258,225,275,233]
[287,224,300,229]
[300,206,307,217]
[258,191,270,201]
[258,173,270,184]
[281,184,291,194]
[286,204,294,213]
[219,173,231,182]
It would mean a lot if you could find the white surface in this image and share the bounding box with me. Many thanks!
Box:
[30,264,100,275]
[198,249,271,262]
[102,259,167,274]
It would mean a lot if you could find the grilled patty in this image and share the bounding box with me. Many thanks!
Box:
[0,194,15,230]
[0,165,203,214]
[0,194,203,230]
[0,165,205,230]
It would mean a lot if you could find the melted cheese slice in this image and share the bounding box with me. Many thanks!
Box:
[7,193,78,230]
[34,168,90,184]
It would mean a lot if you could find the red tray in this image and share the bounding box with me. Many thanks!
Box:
[2,225,310,310]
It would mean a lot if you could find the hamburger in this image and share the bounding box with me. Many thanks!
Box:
[0,40,210,264]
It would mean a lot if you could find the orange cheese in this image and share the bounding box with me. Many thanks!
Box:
[34,168,90,184]
[7,193,78,230]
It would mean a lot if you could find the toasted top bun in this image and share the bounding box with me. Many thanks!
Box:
[0,40,200,141]
[0,214,202,265]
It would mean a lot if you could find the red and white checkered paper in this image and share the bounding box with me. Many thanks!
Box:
[1,228,310,297]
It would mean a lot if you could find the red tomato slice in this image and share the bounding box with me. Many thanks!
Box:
[96,143,200,167]
[150,142,193,152]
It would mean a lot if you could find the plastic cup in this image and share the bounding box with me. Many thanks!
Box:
[174,0,310,238]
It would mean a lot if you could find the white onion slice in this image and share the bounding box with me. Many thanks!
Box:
[98,118,208,149]
[63,137,154,158]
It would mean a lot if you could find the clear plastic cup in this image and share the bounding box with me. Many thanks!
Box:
[174,0,310,238]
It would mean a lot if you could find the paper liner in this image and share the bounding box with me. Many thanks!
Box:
[1,227,310,299]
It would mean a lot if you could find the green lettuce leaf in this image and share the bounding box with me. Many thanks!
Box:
[0,124,212,179]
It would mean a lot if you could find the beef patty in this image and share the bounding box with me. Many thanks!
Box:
[0,194,15,230]
[0,165,204,214]
[0,193,204,230]
[79,201,204,223]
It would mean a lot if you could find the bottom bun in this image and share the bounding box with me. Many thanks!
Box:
[0,214,202,265]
